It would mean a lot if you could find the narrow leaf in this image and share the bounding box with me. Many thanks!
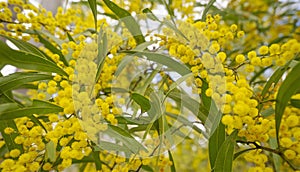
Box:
[1,35,53,62]
[233,148,256,160]
[269,137,281,172]
[114,55,134,76]
[88,0,98,30]
[45,141,56,162]
[124,51,190,76]
[0,72,52,93]
[0,41,68,76]
[261,67,286,98]
[94,141,132,154]
[166,112,204,135]
[275,62,300,142]
[209,122,225,168]
[103,0,145,44]
[92,151,102,170]
[141,165,154,172]
[290,99,300,108]
[213,130,238,172]
[35,31,69,66]
[106,124,147,153]
[168,150,176,172]
[201,0,217,21]
[0,100,63,120]
[167,90,208,122]
[66,32,75,42]
[95,29,108,82]
[0,120,23,151]
[131,93,151,113]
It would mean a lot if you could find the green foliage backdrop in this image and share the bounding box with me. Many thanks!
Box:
[0,0,300,171]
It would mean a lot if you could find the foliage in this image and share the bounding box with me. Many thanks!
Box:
[0,0,300,171]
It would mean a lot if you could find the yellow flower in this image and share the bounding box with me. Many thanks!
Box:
[29,162,40,171]
[217,52,227,62]
[0,159,15,168]
[261,57,272,66]
[280,137,293,148]
[4,127,14,134]
[18,153,31,163]
[259,45,269,55]
[250,57,261,66]
[43,162,52,171]
[9,149,21,158]
[49,114,59,122]
[286,114,299,127]
[247,51,257,59]
[221,115,234,125]
[235,54,245,63]
[284,149,296,160]
[14,136,25,144]
[269,44,280,55]
[230,24,238,32]
[237,31,244,38]
[245,64,255,72]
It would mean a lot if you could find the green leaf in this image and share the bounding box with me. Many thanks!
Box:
[142,8,160,21]
[290,99,300,108]
[94,141,132,155]
[92,151,102,170]
[45,140,56,162]
[201,0,217,21]
[166,112,204,135]
[249,66,272,85]
[0,40,68,76]
[213,130,238,172]
[201,80,211,108]
[116,115,150,125]
[261,107,275,117]
[103,0,145,44]
[141,8,188,41]
[28,115,48,132]
[105,124,147,154]
[35,31,69,66]
[114,55,134,76]
[162,0,174,22]
[167,90,208,122]
[233,148,256,160]
[1,35,53,62]
[0,100,63,121]
[131,93,151,113]
[168,73,193,91]
[261,67,286,99]
[98,12,118,20]
[141,165,154,172]
[205,101,223,137]
[134,41,156,51]
[0,120,23,152]
[0,88,23,152]
[0,72,52,93]
[124,51,190,76]
[95,29,108,82]
[0,143,8,158]
[66,32,75,42]
[275,62,300,142]
[168,150,176,172]
[269,137,281,172]
[88,0,98,30]
[209,122,225,169]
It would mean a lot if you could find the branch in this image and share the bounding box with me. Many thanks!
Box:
[236,140,300,170]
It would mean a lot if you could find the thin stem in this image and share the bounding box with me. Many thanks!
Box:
[236,140,299,170]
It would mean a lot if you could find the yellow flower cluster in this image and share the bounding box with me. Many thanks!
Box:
[1,0,300,171]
